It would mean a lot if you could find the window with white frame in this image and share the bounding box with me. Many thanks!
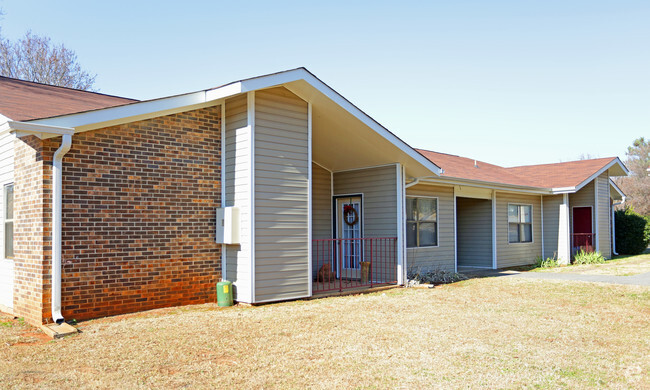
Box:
[508,204,532,243]
[4,184,13,258]
[406,197,438,247]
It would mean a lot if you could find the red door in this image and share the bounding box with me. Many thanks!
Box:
[573,207,593,249]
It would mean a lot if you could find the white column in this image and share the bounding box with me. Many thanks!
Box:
[396,163,405,285]
[557,193,571,264]
[491,190,497,269]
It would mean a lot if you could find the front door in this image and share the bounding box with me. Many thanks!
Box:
[335,196,362,279]
[573,207,593,250]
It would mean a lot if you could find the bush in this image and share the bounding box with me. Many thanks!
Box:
[615,207,650,255]
[535,255,560,268]
[572,250,605,265]
[407,267,468,285]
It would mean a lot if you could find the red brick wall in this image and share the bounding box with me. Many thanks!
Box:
[13,135,52,325]
[43,106,221,321]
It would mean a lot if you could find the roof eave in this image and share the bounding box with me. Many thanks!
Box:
[422,176,552,194]
[23,68,442,177]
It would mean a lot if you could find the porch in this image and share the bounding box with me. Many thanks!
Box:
[312,237,398,293]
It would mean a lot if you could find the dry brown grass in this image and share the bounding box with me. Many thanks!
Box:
[1,276,649,389]
[537,252,650,276]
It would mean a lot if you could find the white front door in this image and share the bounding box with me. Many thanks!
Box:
[335,196,362,279]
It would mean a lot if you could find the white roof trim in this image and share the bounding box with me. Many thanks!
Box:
[27,91,211,132]
[421,177,551,194]
[609,178,626,199]
[0,121,75,139]
[570,158,629,192]
[24,68,442,176]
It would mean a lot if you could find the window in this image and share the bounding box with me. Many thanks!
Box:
[406,197,437,247]
[508,204,532,243]
[4,184,13,258]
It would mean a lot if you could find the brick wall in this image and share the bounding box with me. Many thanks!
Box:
[13,135,52,325]
[13,105,222,324]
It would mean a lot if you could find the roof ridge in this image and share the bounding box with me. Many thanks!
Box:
[0,75,138,102]
[507,156,617,169]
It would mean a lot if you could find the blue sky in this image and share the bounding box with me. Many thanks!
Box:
[1,1,648,167]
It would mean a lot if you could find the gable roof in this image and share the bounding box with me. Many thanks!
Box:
[506,158,626,188]
[0,76,137,121]
[417,149,628,192]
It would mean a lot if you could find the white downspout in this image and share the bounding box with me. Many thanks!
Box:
[611,198,625,256]
[52,133,72,324]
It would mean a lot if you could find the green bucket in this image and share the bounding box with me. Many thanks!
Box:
[217,281,233,307]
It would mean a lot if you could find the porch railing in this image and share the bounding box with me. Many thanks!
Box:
[312,237,398,293]
[572,233,595,255]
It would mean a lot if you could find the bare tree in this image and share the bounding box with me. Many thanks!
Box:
[616,137,650,216]
[0,30,96,90]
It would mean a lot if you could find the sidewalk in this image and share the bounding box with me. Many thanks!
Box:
[462,268,650,287]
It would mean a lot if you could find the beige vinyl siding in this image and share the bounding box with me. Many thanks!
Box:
[542,195,563,259]
[496,192,542,267]
[333,165,397,238]
[224,95,252,302]
[0,131,14,311]
[254,87,310,303]
[596,173,612,258]
[312,163,332,240]
[406,184,454,272]
[456,197,492,268]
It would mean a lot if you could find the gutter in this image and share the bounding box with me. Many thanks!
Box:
[2,120,74,324]
[611,198,626,256]
[52,134,72,324]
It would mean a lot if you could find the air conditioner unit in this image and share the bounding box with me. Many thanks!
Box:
[216,207,240,244]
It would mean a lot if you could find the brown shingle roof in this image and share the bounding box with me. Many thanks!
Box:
[506,158,619,188]
[0,76,137,121]
[416,149,619,189]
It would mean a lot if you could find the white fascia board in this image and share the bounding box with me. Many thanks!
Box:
[571,159,628,193]
[204,82,244,101]
[238,69,443,177]
[0,121,75,139]
[551,187,577,194]
[423,177,551,195]
[609,178,626,199]
[26,91,211,132]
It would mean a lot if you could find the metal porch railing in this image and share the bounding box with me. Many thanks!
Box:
[312,237,397,294]
[572,233,595,255]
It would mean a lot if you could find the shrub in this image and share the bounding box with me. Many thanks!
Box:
[615,207,650,255]
[535,255,560,268]
[572,249,605,265]
[407,267,468,285]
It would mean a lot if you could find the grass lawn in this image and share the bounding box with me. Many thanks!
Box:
[1,276,648,389]
[534,250,650,276]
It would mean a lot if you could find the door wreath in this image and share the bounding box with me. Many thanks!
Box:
[343,205,359,226]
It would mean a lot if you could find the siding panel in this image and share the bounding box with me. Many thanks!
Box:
[406,184,455,272]
[333,165,397,238]
[496,192,542,267]
[542,195,562,259]
[224,94,252,302]
[457,197,492,267]
[0,131,14,311]
[312,163,332,240]
[597,173,612,258]
[254,87,310,302]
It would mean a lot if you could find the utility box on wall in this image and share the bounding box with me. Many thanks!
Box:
[216,207,240,244]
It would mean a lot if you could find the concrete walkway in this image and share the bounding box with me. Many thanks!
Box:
[463,269,650,287]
